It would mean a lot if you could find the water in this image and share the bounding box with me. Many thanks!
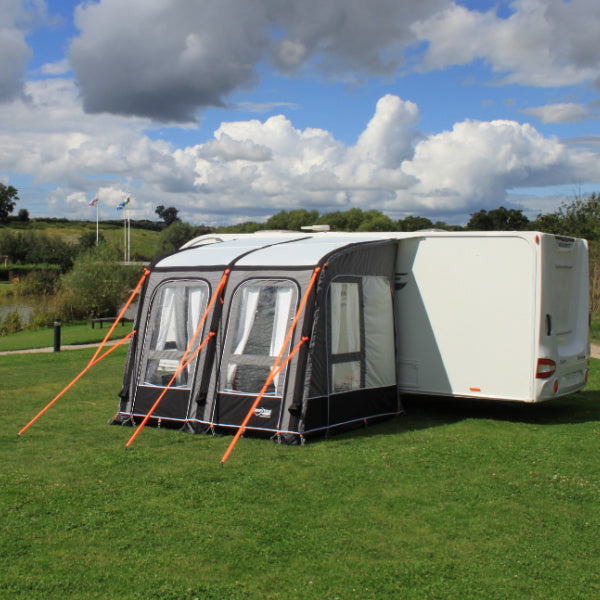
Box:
[0,295,138,324]
[0,296,54,324]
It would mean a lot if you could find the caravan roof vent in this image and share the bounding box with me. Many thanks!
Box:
[301,225,330,232]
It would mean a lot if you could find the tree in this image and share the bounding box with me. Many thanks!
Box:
[265,209,319,231]
[157,221,195,254]
[555,192,600,240]
[466,206,529,231]
[17,208,29,222]
[356,210,397,232]
[0,183,19,222]
[155,205,180,226]
[58,244,141,319]
[78,230,106,251]
[400,215,434,231]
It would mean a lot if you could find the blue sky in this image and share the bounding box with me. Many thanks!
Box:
[1,0,599,226]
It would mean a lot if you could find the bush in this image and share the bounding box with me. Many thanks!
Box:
[26,309,58,330]
[15,270,59,296]
[0,310,24,336]
[0,230,76,271]
[58,244,144,319]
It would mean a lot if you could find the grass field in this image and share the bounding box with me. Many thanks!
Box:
[1,346,599,599]
[0,321,134,352]
[2,219,161,260]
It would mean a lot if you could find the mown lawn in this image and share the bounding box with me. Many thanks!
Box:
[0,321,134,352]
[1,347,599,599]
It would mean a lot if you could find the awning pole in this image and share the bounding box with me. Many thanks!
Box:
[125,269,230,448]
[124,332,214,448]
[220,336,309,465]
[18,331,136,436]
[220,266,322,465]
[89,267,150,365]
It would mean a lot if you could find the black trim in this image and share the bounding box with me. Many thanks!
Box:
[214,392,283,430]
[132,386,191,421]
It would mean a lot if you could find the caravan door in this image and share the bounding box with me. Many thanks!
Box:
[213,278,299,432]
[130,279,210,422]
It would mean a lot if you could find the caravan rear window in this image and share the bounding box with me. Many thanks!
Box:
[219,279,298,397]
[141,281,210,388]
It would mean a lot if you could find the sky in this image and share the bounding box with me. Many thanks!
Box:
[1,0,599,227]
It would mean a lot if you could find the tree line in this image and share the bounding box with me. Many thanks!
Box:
[1,185,599,327]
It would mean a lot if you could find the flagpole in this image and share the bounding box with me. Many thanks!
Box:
[123,208,126,261]
[96,201,99,245]
[127,207,131,262]
[117,196,131,262]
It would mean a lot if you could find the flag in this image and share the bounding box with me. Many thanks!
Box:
[89,197,98,207]
[117,196,131,210]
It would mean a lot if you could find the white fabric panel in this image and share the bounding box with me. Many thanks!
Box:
[226,287,260,386]
[269,286,293,394]
[154,287,175,351]
[187,287,208,342]
[363,276,395,387]
[330,281,360,354]
[269,287,293,357]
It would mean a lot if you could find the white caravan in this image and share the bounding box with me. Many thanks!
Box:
[178,229,590,404]
[394,231,590,402]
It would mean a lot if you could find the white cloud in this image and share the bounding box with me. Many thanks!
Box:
[401,118,598,213]
[521,102,594,124]
[0,82,598,224]
[68,0,446,122]
[0,0,34,101]
[413,0,600,87]
[62,0,600,122]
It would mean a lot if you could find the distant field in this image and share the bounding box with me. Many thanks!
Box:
[1,219,161,260]
[1,345,599,599]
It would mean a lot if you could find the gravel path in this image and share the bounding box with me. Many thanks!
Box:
[0,339,126,356]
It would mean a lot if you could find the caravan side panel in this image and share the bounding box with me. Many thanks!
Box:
[396,234,538,401]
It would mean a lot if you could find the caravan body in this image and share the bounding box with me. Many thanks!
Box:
[394,231,589,402]
[116,234,402,441]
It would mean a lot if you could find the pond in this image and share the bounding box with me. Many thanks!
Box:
[0,296,140,325]
[0,295,56,324]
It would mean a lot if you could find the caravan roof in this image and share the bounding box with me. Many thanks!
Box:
[158,233,397,269]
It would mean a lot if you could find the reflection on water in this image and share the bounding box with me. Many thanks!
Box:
[0,295,54,323]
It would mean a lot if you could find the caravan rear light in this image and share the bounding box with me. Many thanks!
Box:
[536,358,556,379]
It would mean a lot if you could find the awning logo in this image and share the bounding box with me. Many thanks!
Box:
[253,407,272,419]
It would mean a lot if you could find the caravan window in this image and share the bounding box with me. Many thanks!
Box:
[328,276,395,394]
[219,279,298,396]
[329,279,364,393]
[141,281,209,388]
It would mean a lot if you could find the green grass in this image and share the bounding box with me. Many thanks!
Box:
[2,220,160,260]
[0,282,16,297]
[1,348,599,599]
[0,321,134,352]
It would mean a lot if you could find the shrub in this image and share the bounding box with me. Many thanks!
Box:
[26,309,59,330]
[58,244,144,319]
[0,310,24,336]
[15,270,59,296]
